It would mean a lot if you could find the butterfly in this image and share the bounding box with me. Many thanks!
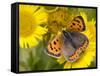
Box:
[45,16,89,62]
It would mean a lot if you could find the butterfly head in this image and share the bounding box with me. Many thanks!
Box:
[62,30,69,38]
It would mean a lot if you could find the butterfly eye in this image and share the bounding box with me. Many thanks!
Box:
[63,31,69,38]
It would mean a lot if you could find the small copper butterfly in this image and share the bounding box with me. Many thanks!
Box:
[46,16,89,62]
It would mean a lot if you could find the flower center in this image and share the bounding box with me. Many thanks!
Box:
[19,11,36,37]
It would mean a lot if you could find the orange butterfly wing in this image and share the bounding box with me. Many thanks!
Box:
[67,16,85,32]
[46,34,62,58]
[68,39,89,62]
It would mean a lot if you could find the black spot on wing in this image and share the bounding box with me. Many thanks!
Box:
[56,39,58,42]
[73,16,85,31]
[46,48,61,57]
[71,25,73,27]
[77,28,80,31]
[72,23,75,25]
[54,41,56,45]
[54,47,56,49]
[59,48,61,50]
[79,25,81,28]
[50,43,53,50]
[74,19,80,23]
[77,16,85,31]
[82,26,85,31]
[55,49,58,52]
[54,47,58,52]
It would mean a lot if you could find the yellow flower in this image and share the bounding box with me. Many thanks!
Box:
[57,12,96,68]
[19,5,48,48]
[47,8,68,33]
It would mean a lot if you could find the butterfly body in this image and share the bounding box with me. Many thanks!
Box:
[46,16,89,62]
